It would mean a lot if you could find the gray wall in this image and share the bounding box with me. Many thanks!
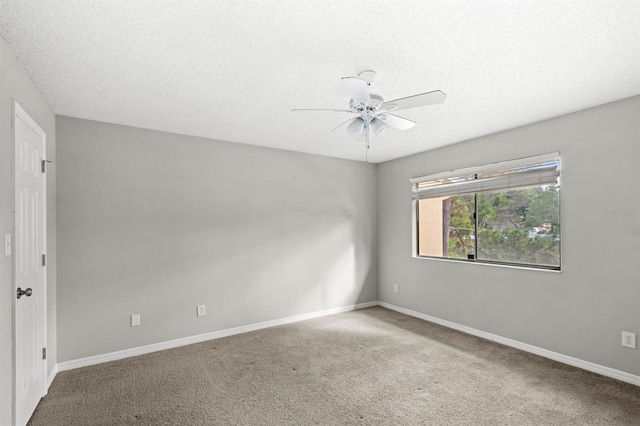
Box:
[0,37,57,426]
[377,96,640,375]
[56,116,377,362]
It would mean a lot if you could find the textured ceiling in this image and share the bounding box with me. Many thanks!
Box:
[1,1,639,163]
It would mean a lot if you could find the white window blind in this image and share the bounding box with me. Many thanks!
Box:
[411,153,560,200]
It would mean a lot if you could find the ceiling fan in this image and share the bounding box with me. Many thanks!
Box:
[292,70,446,161]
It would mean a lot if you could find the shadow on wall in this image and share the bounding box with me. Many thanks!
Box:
[57,127,376,360]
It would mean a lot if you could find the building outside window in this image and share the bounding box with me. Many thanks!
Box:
[412,153,561,270]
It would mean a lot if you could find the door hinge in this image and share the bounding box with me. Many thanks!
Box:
[42,254,46,267]
[42,347,47,360]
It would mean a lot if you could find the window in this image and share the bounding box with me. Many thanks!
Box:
[412,153,560,270]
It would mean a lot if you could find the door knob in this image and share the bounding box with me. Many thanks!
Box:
[17,287,33,299]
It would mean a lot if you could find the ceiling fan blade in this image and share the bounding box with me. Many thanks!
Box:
[380,90,446,112]
[341,77,371,104]
[292,108,353,113]
[376,113,416,130]
[331,117,357,132]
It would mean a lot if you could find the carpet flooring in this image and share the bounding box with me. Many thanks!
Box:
[28,307,640,425]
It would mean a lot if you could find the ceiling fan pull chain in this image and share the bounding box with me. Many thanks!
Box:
[365,123,370,163]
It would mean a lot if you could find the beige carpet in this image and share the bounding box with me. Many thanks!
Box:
[29,307,640,425]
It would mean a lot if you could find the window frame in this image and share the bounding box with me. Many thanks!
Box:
[411,153,561,271]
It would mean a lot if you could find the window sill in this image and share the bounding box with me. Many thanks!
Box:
[412,255,562,273]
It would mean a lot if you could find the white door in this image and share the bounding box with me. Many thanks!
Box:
[14,102,47,426]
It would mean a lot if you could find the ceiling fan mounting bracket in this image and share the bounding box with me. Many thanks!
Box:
[357,70,377,86]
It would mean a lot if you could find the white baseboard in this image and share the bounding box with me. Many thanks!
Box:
[57,301,378,372]
[379,301,640,387]
[46,364,58,392]
[54,300,640,388]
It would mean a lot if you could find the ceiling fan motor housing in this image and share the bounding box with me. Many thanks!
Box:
[349,94,384,113]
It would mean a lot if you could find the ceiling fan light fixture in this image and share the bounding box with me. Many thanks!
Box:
[370,117,388,136]
[347,117,365,136]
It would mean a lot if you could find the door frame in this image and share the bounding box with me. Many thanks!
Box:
[12,100,48,425]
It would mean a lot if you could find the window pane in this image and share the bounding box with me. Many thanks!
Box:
[418,194,476,259]
[476,185,560,267]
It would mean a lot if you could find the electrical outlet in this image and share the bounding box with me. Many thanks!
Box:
[393,284,399,293]
[197,305,206,317]
[131,314,141,327]
[622,331,636,349]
